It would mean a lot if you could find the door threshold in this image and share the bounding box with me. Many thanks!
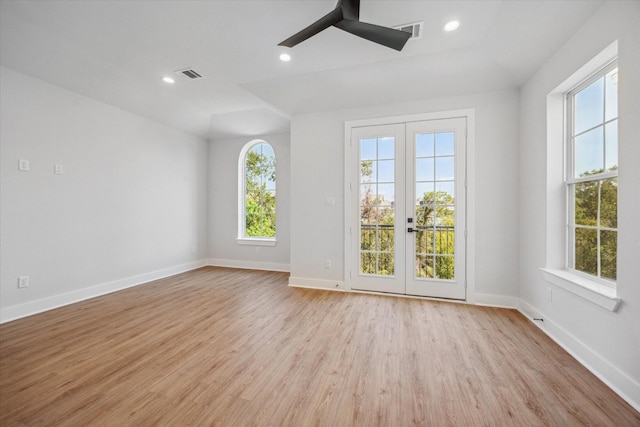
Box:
[349,288,467,304]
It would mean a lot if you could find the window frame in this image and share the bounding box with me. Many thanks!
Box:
[565,59,618,287]
[237,139,277,246]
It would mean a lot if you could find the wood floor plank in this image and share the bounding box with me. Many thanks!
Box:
[1,267,638,426]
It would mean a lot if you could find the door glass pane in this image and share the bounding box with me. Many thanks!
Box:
[361,227,375,250]
[378,137,395,159]
[416,158,434,181]
[435,157,455,180]
[360,205,377,224]
[415,255,433,278]
[360,139,376,160]
[360,161,376,183]
[360,136,395,276]
[415,182,434,201]
[435,228,455,255]
[416,133,434,157]
[435,256,455,279]
[360,184,373,204]
[377,183,394,206]
[377,160,394,183]
[435,132,455,156]
[378,253,395,276]
[378,225,395,252]
[416,202,434,227]
[415,229,430,254]
[361,252,376,274]
[435,256,453,280]
[435,181,455,199]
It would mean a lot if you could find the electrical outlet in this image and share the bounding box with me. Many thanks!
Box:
[54,164,64,175]
[324,259,332,269]
[18,276,29,288]
[18,159,30,171]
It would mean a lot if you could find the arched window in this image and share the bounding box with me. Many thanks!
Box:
[238,140,276,243]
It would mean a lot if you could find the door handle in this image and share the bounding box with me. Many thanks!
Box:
[407,227,419,233]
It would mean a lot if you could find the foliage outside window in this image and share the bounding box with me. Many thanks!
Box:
[567,62,617,282]
[241,142,276,239]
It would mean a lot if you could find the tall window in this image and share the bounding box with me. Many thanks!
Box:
[567,61,618,282]
[239,140,276,241]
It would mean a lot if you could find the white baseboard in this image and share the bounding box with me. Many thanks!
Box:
[0,259,208,324]
[474,292,518,309]
[288,276,345,291]
[517,299,640,412]
[208,258,290,272]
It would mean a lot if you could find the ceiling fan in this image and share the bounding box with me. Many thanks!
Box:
[278,0,412,51]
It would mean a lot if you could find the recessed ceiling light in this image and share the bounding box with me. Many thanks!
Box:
[162,76,175,84]
[444,20,460,32]
[279,53,291,62]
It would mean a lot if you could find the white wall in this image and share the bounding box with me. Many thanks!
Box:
[518,2,640,409]
[0,67,209,322]
[289,89,520,304]
[208,134,290,271]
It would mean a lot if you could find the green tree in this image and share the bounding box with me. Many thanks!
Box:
[245,145,276,237]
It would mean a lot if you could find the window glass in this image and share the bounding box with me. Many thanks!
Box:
[242,142,276,238]
[567,63,617,282]
[574,128,603,177]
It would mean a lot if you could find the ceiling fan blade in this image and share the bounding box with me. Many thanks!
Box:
[278,8,343,48]
[341,0,360,20]
[334,19,411,51]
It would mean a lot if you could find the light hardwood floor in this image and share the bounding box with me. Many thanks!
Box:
[1,267,638,426]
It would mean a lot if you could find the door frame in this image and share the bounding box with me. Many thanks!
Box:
[344,109,476,303]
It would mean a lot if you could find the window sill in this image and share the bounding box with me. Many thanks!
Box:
[540,268,621,312]
[237,238,277,247]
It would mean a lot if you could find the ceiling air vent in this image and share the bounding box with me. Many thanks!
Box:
[395,21,423,40]
[175,68,203,80]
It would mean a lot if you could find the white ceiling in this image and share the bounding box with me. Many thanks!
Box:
[0,0,603,140]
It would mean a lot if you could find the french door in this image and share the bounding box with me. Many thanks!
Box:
[349,117,466,300]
